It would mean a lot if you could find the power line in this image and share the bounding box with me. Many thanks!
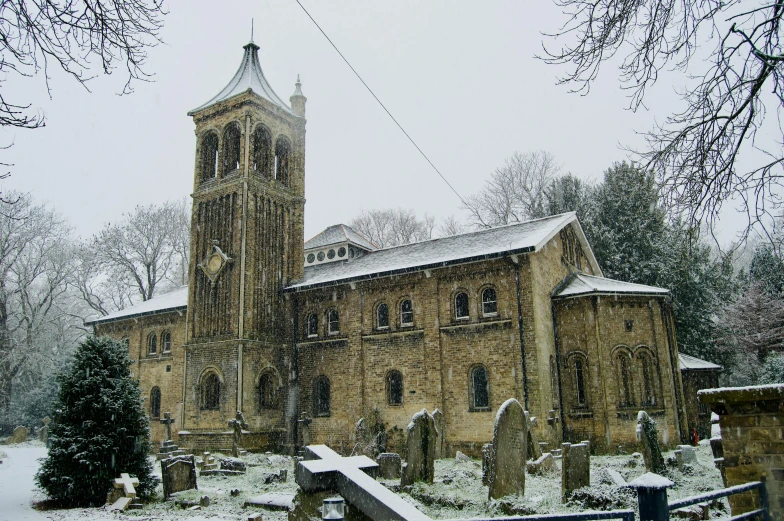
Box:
[293,0,468,207]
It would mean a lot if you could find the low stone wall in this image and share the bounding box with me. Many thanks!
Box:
[178,429,286,453]
[699,384,784,519]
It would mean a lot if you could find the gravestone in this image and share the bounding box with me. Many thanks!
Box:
[401,409,437,486]
[10,425,28,444]
[526,452,554,475]
[199,451,218,471]
[675,444,697,469]
[481,443,492,485]
[355,417,368,445]
[107,472,143,511]
[221,457,248,473]
[431,409,445,459]
[162,454,198,500]
[157,412,186,460]
[228,410,249,458]
[488,398,527,499]
[299,413,312,449]
[525,412,542,460]
[38,425,49,444]
[376,453,402,479]
[636,411,665,473]
[561,442,590,502]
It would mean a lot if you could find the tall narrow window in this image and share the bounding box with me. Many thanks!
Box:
[455,292,469,320]
[550,356,559,409]
[306,313,318,338]
[400,299,413,326]
[482,288,497,316]
[387,370,403,405]
[223,123,241,174]
[376,303,389,329]
[202,372,221,410]
[274,136,291,186]
[150,387,161,418]
[470,365,490,409]
[328,309,339,335]
[252,125,273,177]
[161,331,171,353]
[640,355,655,406]
[575,359,586,406]
[258,371,277,409]
[201,132,219,181]
[147,333,157,355]
[618,355,633,407]
[314,376,330,417]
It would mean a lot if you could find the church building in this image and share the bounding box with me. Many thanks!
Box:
[86,41,691,455]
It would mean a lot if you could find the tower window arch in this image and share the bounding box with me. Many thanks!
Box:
[455,292,469,320]
[575,358,586,406]
[313,376,330,417]
[327,309,340,335]
[616,352,634,407]
[387,370,403,405]
[258,370,278,409]
[274,136,291,186]
[306,313,318,338]
[376,303,389,329]
[482,287,497,316]
[147,333,157,355]
[400,299,413,326]
[200,132,219,181]
[252,125,273,177]
[150,386,161,418]
[470,365,490,410]
[161,331,171,353]
[201,371,222,410]
[222,123,242,174]
[639,351,657,406]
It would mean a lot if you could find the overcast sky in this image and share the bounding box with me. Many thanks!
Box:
[0,0,750,244]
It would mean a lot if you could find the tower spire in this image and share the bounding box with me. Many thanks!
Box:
[251,18,254,43]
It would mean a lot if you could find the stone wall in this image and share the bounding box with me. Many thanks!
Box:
[178,429,285,453]
[700,384,784,519]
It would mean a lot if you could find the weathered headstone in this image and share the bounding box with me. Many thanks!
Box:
[107,472,142,511]
[481,443,492,485]
[488,398,527,500]
[525,412,542,460]
[526,452,554,475]
[299,413,312,448]
[228,410,249,458]
[636,411,665,473]
[9,425,28,444]
[431,409,445,459]
[38,425,49,444]
[376,452,402,479]
[561,442,590,502]
[355,417,368,444]
[400,409,436,486]
[675,444,698,469]
[161,454,198,500]
[221,457,248,473]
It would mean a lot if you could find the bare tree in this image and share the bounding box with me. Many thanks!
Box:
[542,0,784,238]
[462,151,560,228]
[438,215,468,237]
[350,208,435,248]
[0,0,165,130]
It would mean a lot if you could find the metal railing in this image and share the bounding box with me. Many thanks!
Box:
[667,480,770,521]
[445,512,635,521]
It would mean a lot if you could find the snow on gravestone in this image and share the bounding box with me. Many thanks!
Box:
[636,411,665,474]
[561,442,590,502]
[401,409,436,486]
[431,409,445,459]
[9,425,28,444]
[161,455,198,500]
[481,443,492,485]
[488,398,527,500]
[376,453,402,479]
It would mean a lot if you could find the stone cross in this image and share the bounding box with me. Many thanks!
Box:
[296,444,431,521]
[228,410,248,457]
[114,473,140,499]
[41,416,51,426]
[160,412,175,442]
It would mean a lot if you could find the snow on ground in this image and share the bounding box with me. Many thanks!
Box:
[0,443,728,521]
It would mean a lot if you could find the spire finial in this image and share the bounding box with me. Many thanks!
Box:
[251,18,254,42]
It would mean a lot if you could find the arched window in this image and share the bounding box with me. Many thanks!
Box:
[387,370,403,405]
[306,313,318,338]
[617,353,633,407]
[150,386,161,418]
[400,299,413,326]
[252,125,273,177]
[470,365,490,410]
[575,359,586,406]
[274,136,291,186]
[482,287,497,316]
[639,353,656,406]
[314,376,330,417]
[201,132,219,181]
[147,333,157,355]
[223,123,242,174]
[376,303,389,329]
[327,309,339,335]
[258,371,277,409]
[161,331,171,353]
[201,372,221,410]
[455,292,469,320]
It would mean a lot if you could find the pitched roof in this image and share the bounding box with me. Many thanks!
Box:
[679,353,723,371]
[553,272,669,299]
[188,42,296,116]
[288,212,583,291]
[84,286,188,326]
[305,224,378,251]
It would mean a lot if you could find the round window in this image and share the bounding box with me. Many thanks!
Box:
[307,253,315,263]
[349,247,355,259]
[327,249,336,259]
[317,251,325,261]
[338,246,346,257]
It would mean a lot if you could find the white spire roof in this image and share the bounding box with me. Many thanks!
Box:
[188,42,296,116]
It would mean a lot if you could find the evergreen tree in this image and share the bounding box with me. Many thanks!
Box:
[35,336,156,506]
[542,173,595,223]
[748,245,784,298]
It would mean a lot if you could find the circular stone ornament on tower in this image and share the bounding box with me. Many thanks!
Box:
[197,241,232,284]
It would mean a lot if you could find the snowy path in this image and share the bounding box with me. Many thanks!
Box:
[0,446,48,521]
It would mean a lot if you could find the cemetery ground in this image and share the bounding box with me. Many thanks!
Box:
[0,439,728,521]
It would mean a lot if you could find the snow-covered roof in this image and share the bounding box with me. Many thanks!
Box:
[679,353,722,371]
[188,42,296,117]
[84,286,188,326]
[305,224,377,251]
[288,213,581,291]
[553,272,669,299]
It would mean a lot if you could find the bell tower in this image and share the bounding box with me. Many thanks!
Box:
[184,39,306,425]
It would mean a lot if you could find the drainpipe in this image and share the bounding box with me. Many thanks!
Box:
[513,260,529,411]
[552,302,566,442]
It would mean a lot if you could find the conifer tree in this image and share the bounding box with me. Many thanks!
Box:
[35,336,156,506]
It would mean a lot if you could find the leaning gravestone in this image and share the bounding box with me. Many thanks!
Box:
[488,398,527,500]
[162,455,198,500]
[561,442,590,502]
[636,411,665,473]
[376,452,402,479]
[401,409,436,486]
[431,409,445,459]
[525,412,542,460]
[10,426,28,444]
